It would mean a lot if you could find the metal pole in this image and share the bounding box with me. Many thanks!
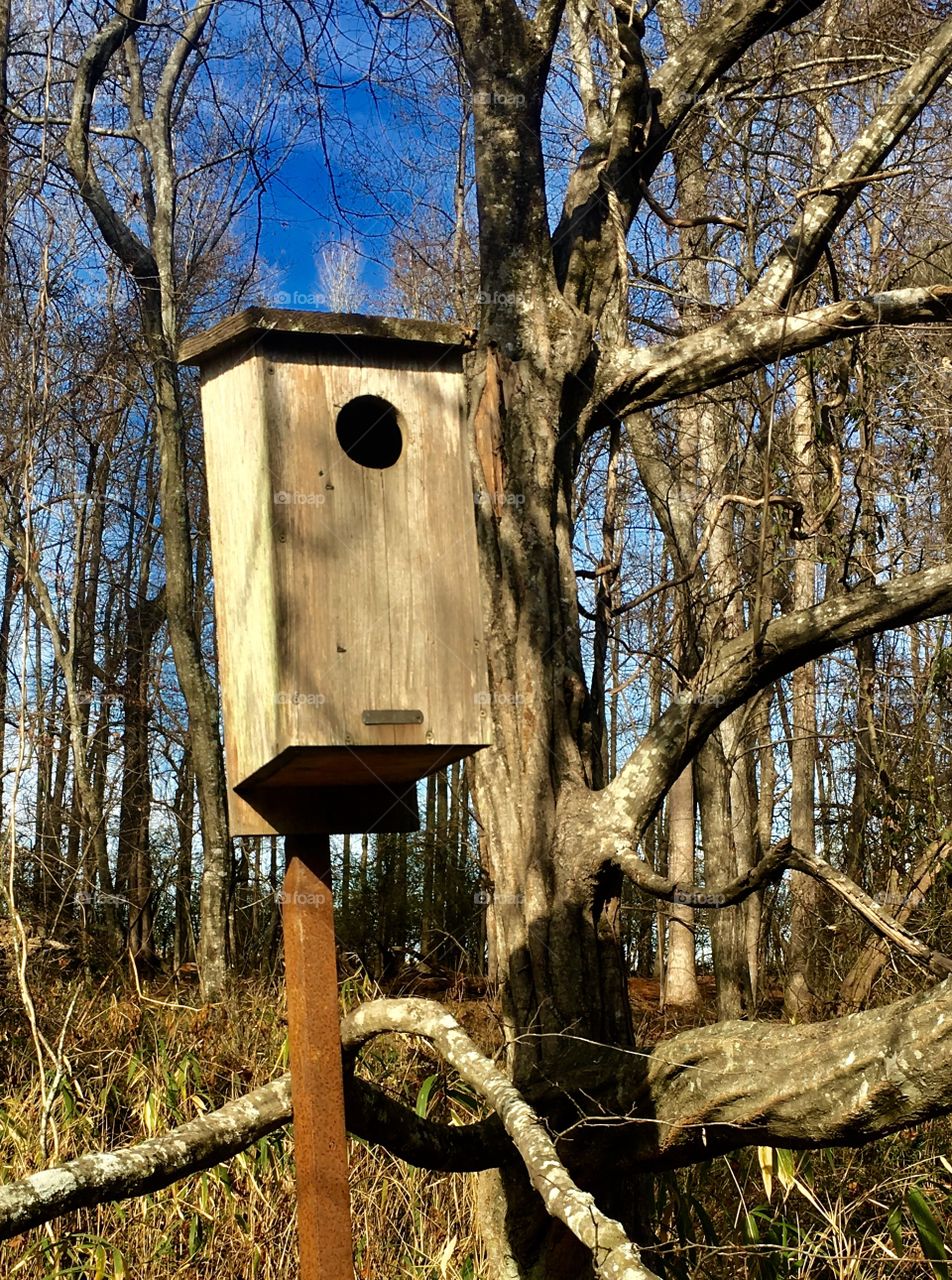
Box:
[282,834,354,1280]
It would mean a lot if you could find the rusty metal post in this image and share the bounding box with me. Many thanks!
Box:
[282,835,354,1279]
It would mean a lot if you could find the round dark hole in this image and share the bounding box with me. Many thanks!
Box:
[335,395,403,469]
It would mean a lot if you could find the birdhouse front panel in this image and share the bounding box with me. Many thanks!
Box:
[181,310,491,835]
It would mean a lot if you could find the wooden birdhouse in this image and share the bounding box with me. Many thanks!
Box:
[179,309,490,836]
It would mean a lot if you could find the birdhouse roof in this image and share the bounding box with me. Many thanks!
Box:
[178,308,472,367]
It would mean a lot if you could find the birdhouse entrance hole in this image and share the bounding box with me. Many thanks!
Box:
[336,394,403,469]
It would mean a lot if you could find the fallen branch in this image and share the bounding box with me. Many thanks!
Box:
[0,1000,655,1277]
[0,1068,510,1241]
[6,979,952,1241]
[0,1076,293,1240]
[789,846,952,979]
[342,999,658,1280]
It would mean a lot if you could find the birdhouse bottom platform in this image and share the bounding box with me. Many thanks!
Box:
[233,743,479,834]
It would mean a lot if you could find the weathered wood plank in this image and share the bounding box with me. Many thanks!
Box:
[179,308,472,365]
[198,348,280,834]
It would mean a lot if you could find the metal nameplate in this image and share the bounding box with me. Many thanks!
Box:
[361,709,425,725]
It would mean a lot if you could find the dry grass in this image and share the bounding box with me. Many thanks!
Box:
[0,970,484,1279]
[0,967,948,1279]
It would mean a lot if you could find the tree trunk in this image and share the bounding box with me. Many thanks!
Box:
[785,366,821,1022]
[65,11,231,999]
[696,736,752,1018]
[172,759,194,972]
[466,333,639,1270]
[118,592,162,968]
[422,771,437,959]
[150,353,230,999]
[663,762,699,1008]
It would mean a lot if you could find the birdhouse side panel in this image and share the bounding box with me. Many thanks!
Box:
[199,351,281,797]
[416,368,489,750]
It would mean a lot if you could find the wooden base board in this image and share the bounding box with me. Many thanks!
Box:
[241,743,484,788]
[228,780,420,836]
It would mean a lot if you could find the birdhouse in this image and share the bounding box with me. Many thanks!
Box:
[179,309,491,836]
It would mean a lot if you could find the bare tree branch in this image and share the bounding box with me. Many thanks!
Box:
[7,972,952,1233]
[840,838,952,1010]
[0,1076,293,1241]
[589,562,952,850]
[0,1064,514,1242]
[595,285,952,420]
[553,0,828,313]
[606,834,796,906]
[740,11,952,310]
[8,978,952,1244]
[149,1,216,335]
[342,1000,658,1280]
[603,830,952,979]
[650,0,827,132]
[790,847,952,979]
[533,0,568,55]
[65,0,156,288]
[555,976,952,1173]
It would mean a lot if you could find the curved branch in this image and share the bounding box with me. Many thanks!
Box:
[8,981,952,1238]
[608,832,952,978]
[153,2,215,139]
[610,835,795,906]
[840,838,952,1010]
[533,0,567,55]
[650,0,826,130]
[593,562,952,850]
[344,1074,509,1171]
[65,1,157,288]
[149,1,216,333]
[1,999,656,1278]
[790,847,952,979]
[583,977,952,1172]
[342,999,658,1279]
[596,285,952,419]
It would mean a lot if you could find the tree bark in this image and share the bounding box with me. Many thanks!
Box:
[663,762,699,1008]
[785,366,821,1022]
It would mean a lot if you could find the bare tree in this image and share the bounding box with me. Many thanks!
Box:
[316,241,367,312]
[58,0,287,994]
[5,1,952,1276]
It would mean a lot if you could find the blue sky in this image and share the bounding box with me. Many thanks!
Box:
[253,148,394,302]
[257,150,336,290]
[245,7,459,307]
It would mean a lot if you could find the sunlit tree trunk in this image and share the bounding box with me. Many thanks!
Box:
[663,760,699,1008]
[785,367,821,1021]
